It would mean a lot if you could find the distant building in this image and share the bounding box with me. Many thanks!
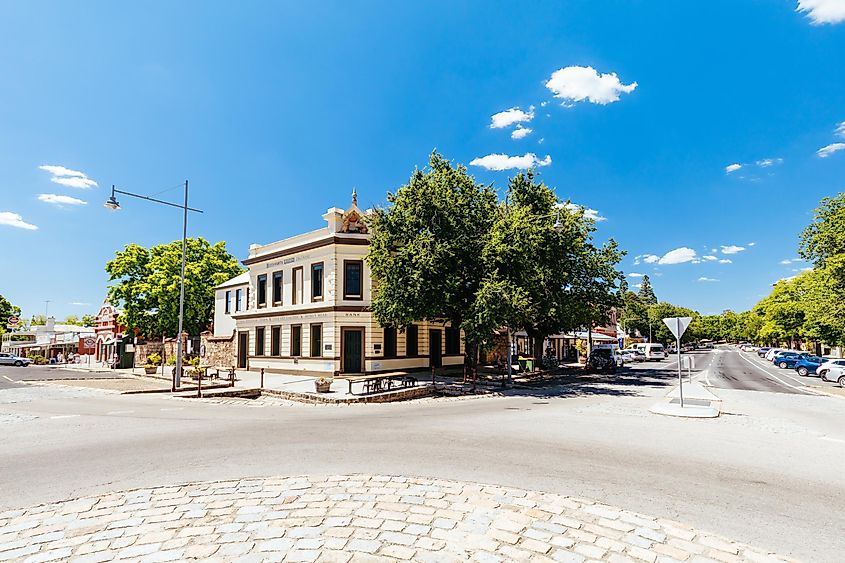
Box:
[94,300,125,362]
[213,272,249,338]
[1,316,95,358]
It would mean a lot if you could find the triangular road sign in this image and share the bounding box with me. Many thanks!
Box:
[663,316,693,340]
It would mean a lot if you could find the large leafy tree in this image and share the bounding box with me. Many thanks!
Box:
[0,294,21,336]
[106,237,242,338]
[647,302,699,344]
[484,171,623,359]
[367,152,499,359]
[754,275,807,348]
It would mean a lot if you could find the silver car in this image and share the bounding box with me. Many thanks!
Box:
[0,352,32,367]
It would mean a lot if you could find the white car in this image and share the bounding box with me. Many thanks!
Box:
[765,348,785,361]
[817,359,845,385]
[741,345,758,352]
[0,352,31,367]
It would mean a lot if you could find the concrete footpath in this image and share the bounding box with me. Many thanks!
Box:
[0,474,797,563]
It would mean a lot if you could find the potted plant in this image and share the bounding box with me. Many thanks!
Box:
[314,376,333,393]
[144,353,162,375]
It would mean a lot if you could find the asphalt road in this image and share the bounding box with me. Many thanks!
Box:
[0,363,124,390]
[1,354,844,561]
[705,348,822,394]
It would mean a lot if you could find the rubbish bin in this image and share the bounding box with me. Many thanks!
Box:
[524,357,535,372]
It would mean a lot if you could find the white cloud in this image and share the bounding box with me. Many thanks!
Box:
[633,283,642,289]
[657,247,697,265]
[780,258,804,265]
[69,302,91,306]
[725,163,742,173]
[562,202,606,222]
[470,153,552,171]
[490,107,534,129]
[627,272,644,278]
[39,163,98,189]
[697,277,719,282]
[51,176,98,189]
[38,165,86,178]
[544,65,637,105]
[642,254,660,264]
[511,126,532,140]
[38,194,87,206]
[817,142,845,158]
[0,211,38,230]
[748,242,757,246]
[836,121,845,138]
[756,158,783,167]
[721,245,745,254]
[719,259,732,264]
[703,255,718,261]
[797,0,845,24]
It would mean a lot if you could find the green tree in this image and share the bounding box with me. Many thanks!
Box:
[64,315,80,325]
[81,314,96,327]
[646,302,699,344]
[638,275,657,306]
[0,294,21,336]
[484,171,623,359]
[30,314,47,326]
[106,237,243,338]
[800,193,845,267]
[619,288,649,340]
[366,152,499,362]
[754,275,808,348]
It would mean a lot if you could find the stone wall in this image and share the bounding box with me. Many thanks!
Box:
[201,331,236,368]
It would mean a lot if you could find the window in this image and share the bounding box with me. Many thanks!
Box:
[445,327,460,355]
[405,324,418,357]
[310,324,322,357]
[293,267,303,305]
[255,327,265,356]
[257,275,267,308]
[235,288,244,312]
[271,326,281,356]
[225,290,232,314]
[383,327,397,358]
[272,271,283,305]
[291,325,302,357]
[344,260,363,299]
[311,263,324,301]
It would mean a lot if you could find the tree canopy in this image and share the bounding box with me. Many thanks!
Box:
[106,237,243,338]
[0,294,21,336]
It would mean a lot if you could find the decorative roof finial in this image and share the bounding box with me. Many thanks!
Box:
[351,187,358,207]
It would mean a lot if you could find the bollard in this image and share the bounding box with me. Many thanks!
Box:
[197,370,202,398]
[230,366,236,387]
[431,366,436,386]
[260,367,265,389]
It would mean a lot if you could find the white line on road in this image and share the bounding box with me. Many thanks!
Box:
[49,414,80,419]
[160,407,184,411]
[2,375,13,382]
[106,410,135,415]
[737,352,817,395]
[820,436,845,444]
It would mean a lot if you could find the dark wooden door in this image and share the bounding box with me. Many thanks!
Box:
[237,332,248,369]
[429,329,442,368]
[343,329,363,373]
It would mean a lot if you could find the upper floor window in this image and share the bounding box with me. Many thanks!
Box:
[311,263,324,301]
[225,290,232,314]
[257,275,267,308]
[272,271,283,305]
[293,267,303,305]
[235,288,244,312]
[344,260,363,300]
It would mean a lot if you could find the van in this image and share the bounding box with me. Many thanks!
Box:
[635,343,666,361]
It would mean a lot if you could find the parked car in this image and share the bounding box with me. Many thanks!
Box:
[765,348,786,361]
[741,344,757,352]
[586,348,617,374]
[620,349,645,362]
[793,356,828,377]
[757,347,771,357]
[772,351,810,369]
[817,359,845,383]
[0,352,31,367]
[639,343,666,361]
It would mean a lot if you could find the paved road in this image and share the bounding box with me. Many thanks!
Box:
[0,364,125,390]
[0,358,844,561]
[705,348,819,394]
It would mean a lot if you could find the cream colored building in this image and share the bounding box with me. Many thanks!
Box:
[229,195,464,376]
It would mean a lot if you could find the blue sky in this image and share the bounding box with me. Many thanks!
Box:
[1,1,845,320]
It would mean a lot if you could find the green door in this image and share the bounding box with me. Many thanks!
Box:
[343,329,363,373]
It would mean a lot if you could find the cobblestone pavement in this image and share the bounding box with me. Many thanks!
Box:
[0,475,797,563]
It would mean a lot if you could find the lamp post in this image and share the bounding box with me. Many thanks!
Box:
[104,181,203,391]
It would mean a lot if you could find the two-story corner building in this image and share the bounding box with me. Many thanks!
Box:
[228,194,464,376]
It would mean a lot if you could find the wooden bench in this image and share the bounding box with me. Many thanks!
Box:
[341,373,418,395]
[196,365,237,385]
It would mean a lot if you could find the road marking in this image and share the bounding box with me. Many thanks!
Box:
[820,436,845,444]
[737,352,817,395]
[49,414,80,419]
[2,375,13,382]
[160,407,184,411]
[106,410,134,415]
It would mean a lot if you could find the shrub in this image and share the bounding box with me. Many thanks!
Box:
[146,353,162,366]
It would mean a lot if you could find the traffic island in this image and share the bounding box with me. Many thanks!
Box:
[649,382,722,418]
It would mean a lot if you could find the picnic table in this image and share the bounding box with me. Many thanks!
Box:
[342,372,418,395]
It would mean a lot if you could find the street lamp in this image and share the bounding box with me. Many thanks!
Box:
[104,182,203,391]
